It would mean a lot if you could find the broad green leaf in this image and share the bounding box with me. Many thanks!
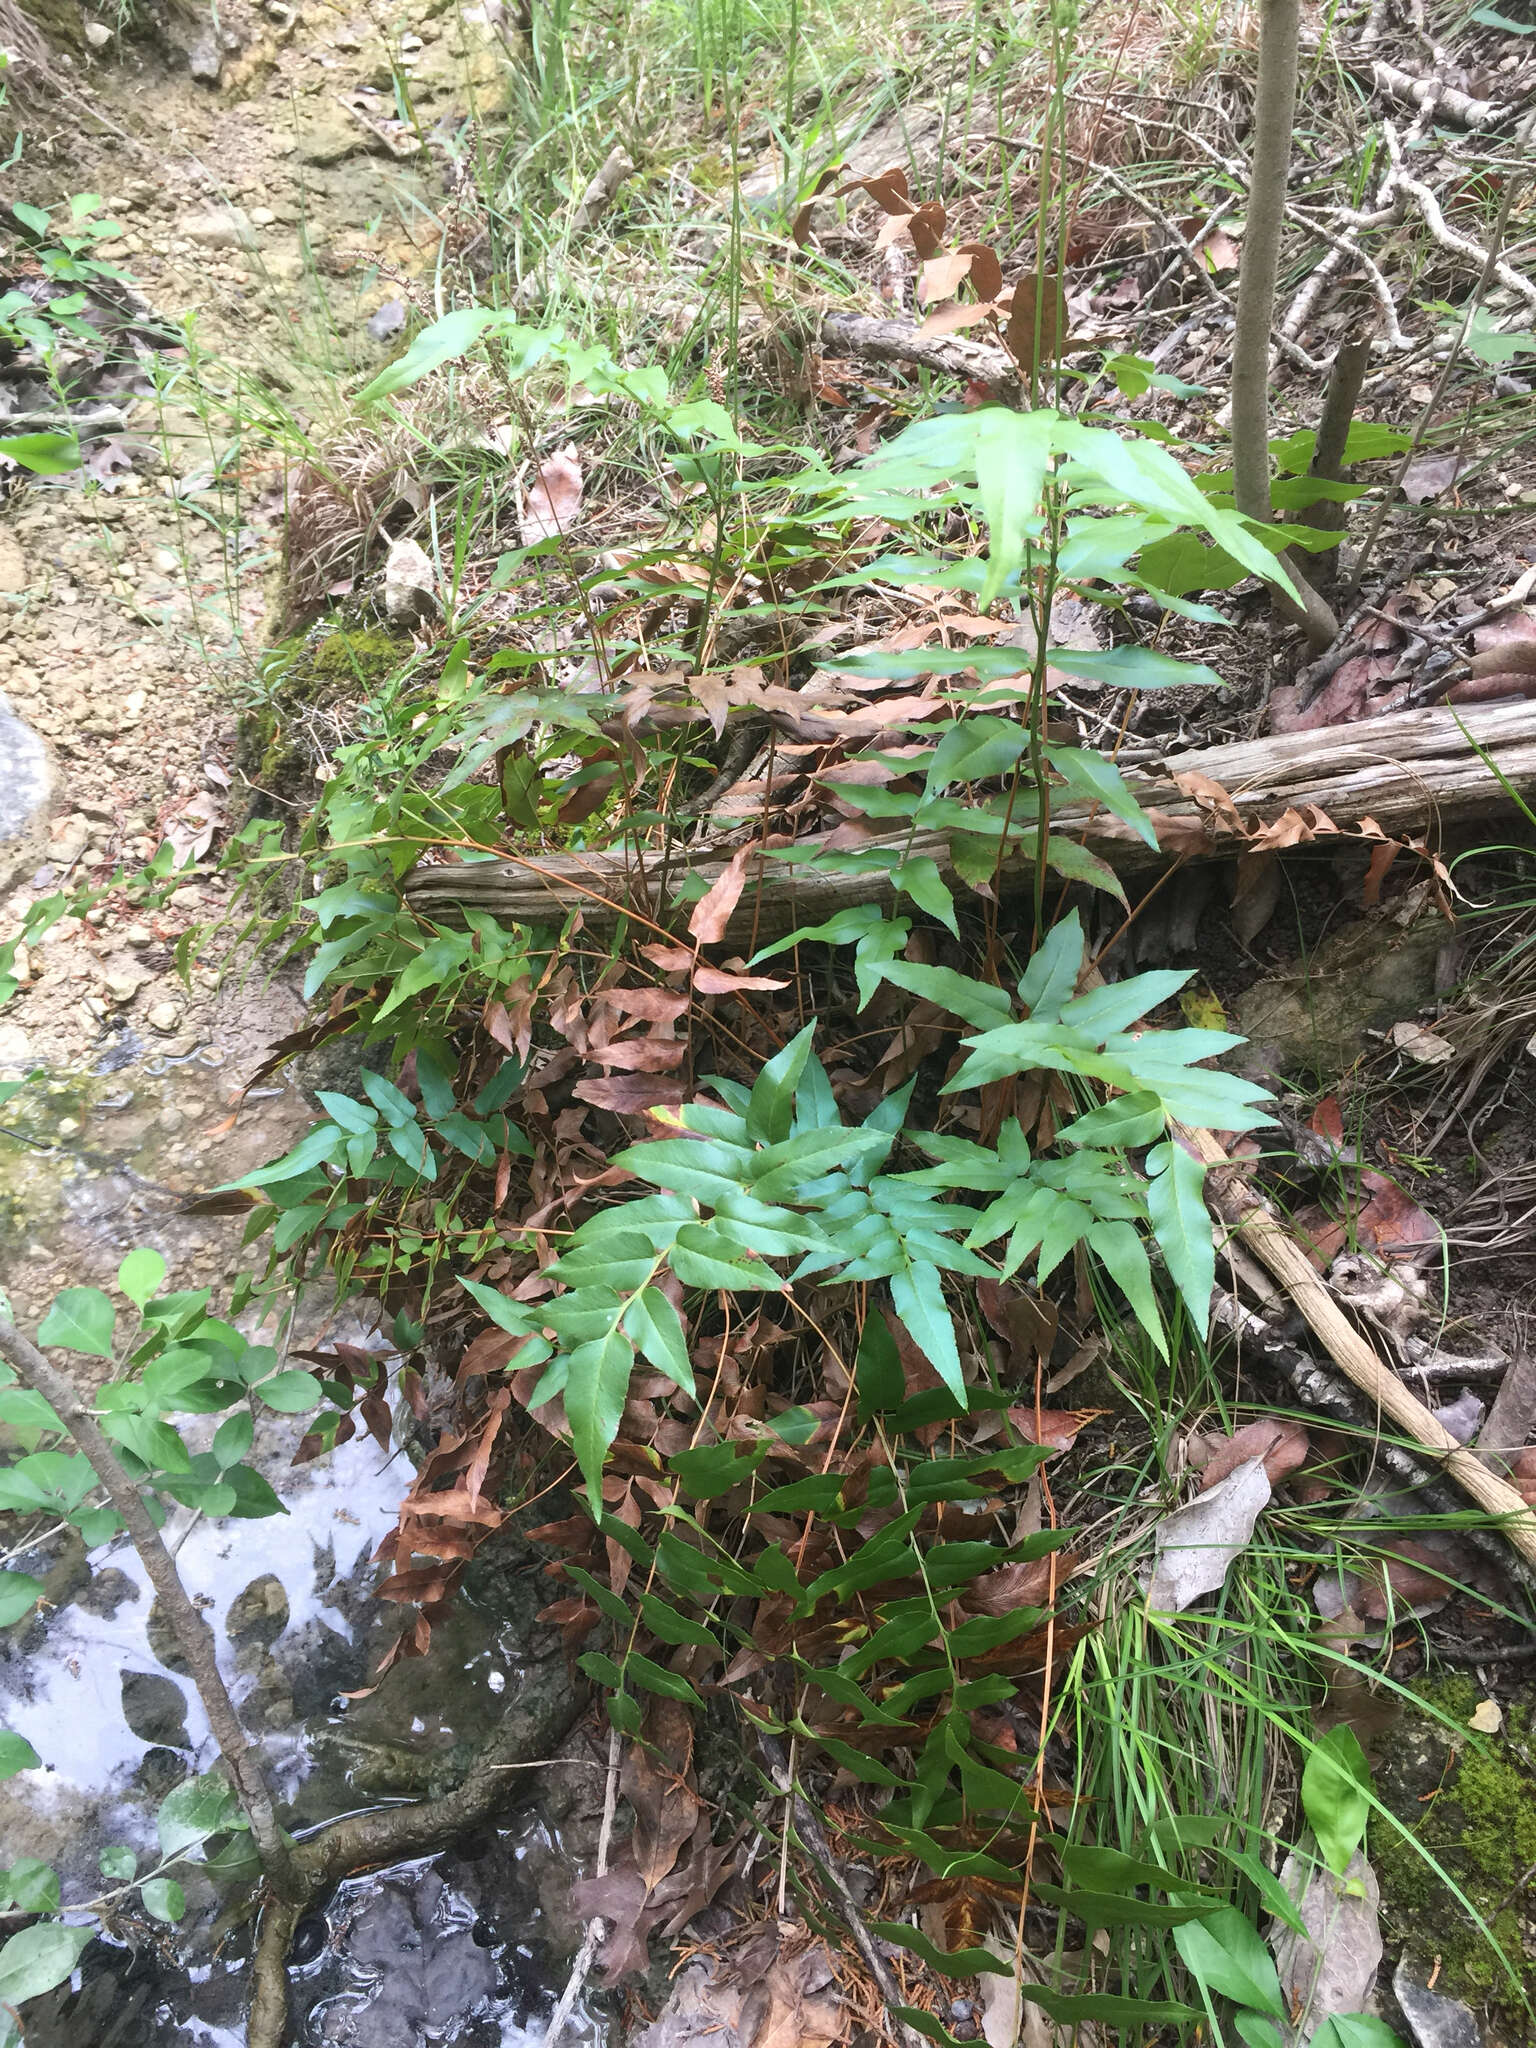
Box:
[98,1845,136,1882]
[156,1771,243,1858]
[1308,2020,1405,2048]
[1018,912,1084,1021]
[751,903,891,963]
[873,959,1013,1033]
[36,1286,116,1358]
[117,1248,167,1310]
[359,1069,417,1126]
[1145,1141,1214,1328]
[315,1091,377,1134]
[254,1369,323,1413]
[623,1651,704,1706]
[666,1441,766,1499]
[893,856,958,934]
[357,306,497,401]
[1302,1724,1371,1877]
[211,1413,254,1468]
[456,1276,536,1336]
[623,1288,695,1396]
[1042,646,1224,692]
[1047,745,1160,847]
[1054,1091,1165,1149]
[0,1923,93,2006]
[923,713,1030,794]
[855,1311,904,1422]
[746,1021,817,1145]
[1088,1219,1165,1357]
[0,1388,60,1433]
[974,408,1053,607]
[0,1733,40,1778]
[141,1876,186,1923]
[871,1920,1012,1978]
[225,1123,344,1188]
[1172,1907,1285,2017]
[1029,1882,1220,1927]
[1059,969,1192,1037]
[3,1860,58,1913]
[1234,2017,1287,2048]
[888,1259,963,1404]
[0,1574,44,1627]
[566,1331,633,1501]
[1021,1986,1201,2027]
[0,431,81,475]
[671,1223,784,1293]
[637,1592,719,1649]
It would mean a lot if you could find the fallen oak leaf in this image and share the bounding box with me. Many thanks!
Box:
[1190,1417,1309,1492]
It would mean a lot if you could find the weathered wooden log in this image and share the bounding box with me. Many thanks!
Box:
[404,700,1536,945]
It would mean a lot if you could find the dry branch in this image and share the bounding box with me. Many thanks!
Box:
[405,700,1536,944]
[1190,1130,1536,1567]
[818,310,1016,392]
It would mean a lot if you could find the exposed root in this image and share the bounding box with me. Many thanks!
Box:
[245,1675,590,2048]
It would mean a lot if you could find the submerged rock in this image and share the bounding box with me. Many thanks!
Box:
[119,1670,190,1749]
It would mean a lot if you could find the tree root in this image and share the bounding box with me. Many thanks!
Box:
[245,1674,590,2048]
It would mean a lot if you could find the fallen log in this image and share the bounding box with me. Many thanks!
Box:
[403,699,1536,946]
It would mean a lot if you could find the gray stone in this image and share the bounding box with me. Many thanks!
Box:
[226,1572,289,1649]
[119,1669,190,1748]
[180,208,256,251]
[1393,1962,1485,2048]
[0,535,25,593]
[146,1001,182,1033]
[77,1566,139,1618]
[84,21,111,48]
[187,28,222,81]
[0,705,50,850]
[367,298,408,342]
[295,107,364,165]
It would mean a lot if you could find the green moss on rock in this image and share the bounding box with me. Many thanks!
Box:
[238,620,409,812]
[1373,1676,1536,2029]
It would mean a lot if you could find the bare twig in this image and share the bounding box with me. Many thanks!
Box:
[1188,1132,1536,1566]
[1347,121,1534,596]
[0,1315,303,1902]
[545,1725,621,2048]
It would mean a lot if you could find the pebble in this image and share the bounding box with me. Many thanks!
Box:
[103,967,143,1004]
[84,20,111,47]
[179,208,257,251]
[57,1117,80,1137]
[249,206,277,227]
[150,547,181,575]
[125,925,155,947]
[146,1001,182,1033]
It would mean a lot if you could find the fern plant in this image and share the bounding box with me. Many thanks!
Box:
[462,909,1270,1498]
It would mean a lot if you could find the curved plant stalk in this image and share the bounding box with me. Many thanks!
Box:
[0,1314,304,1903]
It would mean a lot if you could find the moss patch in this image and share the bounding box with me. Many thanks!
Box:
[1373,1675,1536,2030]
[238,621,408,813]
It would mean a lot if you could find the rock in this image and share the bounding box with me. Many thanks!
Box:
[145,1596,191,1674]
[383,537,436,627]
[367,298,408,342]
[0,535,26,593]
[295,106,364,164]
[77,1566,139,1618]
[150,547,180,575]
[124,924,154,947]
[101,963,145,1005]
[146,1001,182,1033]
[120,1669,190,1748]
[1393,1960,1485,2047]
[226,1572,289,1649]
[0,705,50,858]
[187,28,223,82]
[179,207,256,251]
[84,20,111,47]
[248,206,277,227]
[0,1024,31,1072]
[1234,914,1446,1085]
